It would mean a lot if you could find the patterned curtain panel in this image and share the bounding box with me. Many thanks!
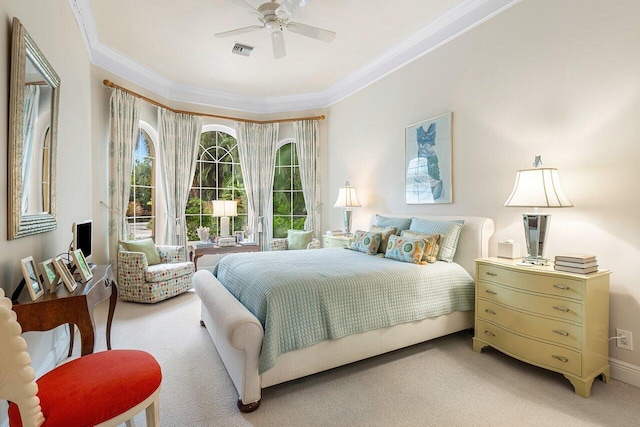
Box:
[21,85,40,213]
[294,120,320,239]
[158,108,202,251]
[108,89,140,272]
[236,121,279,249]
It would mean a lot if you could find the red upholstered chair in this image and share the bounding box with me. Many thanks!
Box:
[0,288,162,427]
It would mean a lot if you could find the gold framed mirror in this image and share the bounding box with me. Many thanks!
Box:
[8,17,60,239]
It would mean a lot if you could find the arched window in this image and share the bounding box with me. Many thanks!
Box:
[126,125,156,240]
[186,126,247,241]
[272,140,306,238]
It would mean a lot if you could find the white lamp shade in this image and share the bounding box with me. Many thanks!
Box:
[504,168,573,208]
[333,186,361,208]
[211,200,238,217]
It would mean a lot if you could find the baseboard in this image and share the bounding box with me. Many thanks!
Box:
[610,357,640,388]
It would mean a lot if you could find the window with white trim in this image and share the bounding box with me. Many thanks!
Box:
[272,140,306,238]
[126,128,156,240]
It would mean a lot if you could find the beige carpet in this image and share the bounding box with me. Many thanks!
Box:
[82,290,640,426]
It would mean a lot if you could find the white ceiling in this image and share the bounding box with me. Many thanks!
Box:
[70,0,519,113]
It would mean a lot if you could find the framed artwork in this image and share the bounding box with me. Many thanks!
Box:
[39,258,61,292]
[71,249,93,282]
[234,231,244,243]
[405,112,453,204]
[20,256,44,301]
[53,256,77,292]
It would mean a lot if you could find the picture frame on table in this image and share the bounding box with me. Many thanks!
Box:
[71,249,93,282]
[53,256,77,292]
[39,258,61,293]
[20,256,44,301]
[234,231,244,243]
[405,112,453,204]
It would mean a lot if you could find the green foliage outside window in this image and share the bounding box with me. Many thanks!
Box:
[273,142,306,238]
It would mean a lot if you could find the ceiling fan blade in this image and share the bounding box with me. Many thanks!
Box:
[215,25,264,38]
[276,0,311,18]
[229,0,264,20]
[286,22,335,43]
[271,29,286,59]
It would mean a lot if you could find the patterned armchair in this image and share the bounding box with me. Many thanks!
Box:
[118,244,195,303]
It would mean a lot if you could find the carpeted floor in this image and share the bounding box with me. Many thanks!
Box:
[82,290,640,426]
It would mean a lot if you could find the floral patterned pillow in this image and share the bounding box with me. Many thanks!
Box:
[384,235,427,264]
[349,230,382,255]
[369,225,398,254]
[400,230,441,263]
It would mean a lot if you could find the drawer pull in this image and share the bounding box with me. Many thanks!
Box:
[553,329,570,336]
[552,355,569,363]
[553,284,570,290]
[484,330,495,337]
[485,290,498,295]
[485,272,498,277]
[553,306,570,313]
[484,309,497,315]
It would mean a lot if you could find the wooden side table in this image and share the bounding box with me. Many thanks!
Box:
[12,264,118,356]
[190,244,260,271]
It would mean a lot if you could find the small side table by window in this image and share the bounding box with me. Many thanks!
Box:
[12,264,117,356]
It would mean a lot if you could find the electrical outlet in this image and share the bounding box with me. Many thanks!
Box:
[616,329,633,350]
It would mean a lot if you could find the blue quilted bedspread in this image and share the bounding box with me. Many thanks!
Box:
[214,248,474,373]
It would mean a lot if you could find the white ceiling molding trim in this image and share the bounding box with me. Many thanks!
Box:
[69,0,520,114]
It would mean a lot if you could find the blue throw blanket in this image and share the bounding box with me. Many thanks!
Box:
[214,248,474,373]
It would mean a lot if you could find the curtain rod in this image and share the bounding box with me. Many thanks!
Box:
[102,79,325,124]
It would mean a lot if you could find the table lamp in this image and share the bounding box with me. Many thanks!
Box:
[333,181,361,236]
[212,200,238,238]
[504,156,573,265]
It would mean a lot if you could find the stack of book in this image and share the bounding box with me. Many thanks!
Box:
[554,253,598,274]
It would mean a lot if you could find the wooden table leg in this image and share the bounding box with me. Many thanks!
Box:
[77,304,95,356]
[106,277,118,350]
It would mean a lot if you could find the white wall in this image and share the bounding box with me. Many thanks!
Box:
[325,0,640,378]
[0,0,93,423]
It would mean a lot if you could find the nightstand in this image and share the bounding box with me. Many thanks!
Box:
[322,235,353,248]
[473,257,611,397]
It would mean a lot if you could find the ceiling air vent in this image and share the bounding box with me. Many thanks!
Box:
[232,43,254,57]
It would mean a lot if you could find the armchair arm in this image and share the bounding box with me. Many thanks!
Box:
[307,238,321,250]
[117,251,149,284]
[156,245,186,263]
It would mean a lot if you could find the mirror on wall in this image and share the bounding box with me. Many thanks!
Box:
[8,17,60,239]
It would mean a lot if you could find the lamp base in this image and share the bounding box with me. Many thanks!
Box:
[220,216,230,238]
[343,210,353,236]
[522,213,550,264]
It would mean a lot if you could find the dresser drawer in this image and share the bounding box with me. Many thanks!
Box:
[478,281,583,323]
[476,319,582,377]
[478,264,584,300]
[477,299,583,350]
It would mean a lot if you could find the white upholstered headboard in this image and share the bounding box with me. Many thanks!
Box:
[369,214,495,279]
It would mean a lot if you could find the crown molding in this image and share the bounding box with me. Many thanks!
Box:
[69,0,520,114]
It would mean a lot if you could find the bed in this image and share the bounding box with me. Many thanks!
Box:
[193,214,494,411]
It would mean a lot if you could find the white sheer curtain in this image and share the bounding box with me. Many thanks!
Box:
[108,89,140,270]
[236,122,279,249]
[158,108,202,250]
[21,85,40,213]
[294,119,320,238]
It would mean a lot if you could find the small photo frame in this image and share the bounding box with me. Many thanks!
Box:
[71,249,93,282]
[20,256,44,301]
[234,231,244,243]
[39,258,61,293]
[53,256,77,292]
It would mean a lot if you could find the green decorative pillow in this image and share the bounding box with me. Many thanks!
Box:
[375,215,412,233]
[120,238,161,265]
[287,229,313,250]
[349,230,381,255]
[408,218,465,263]
[369,225,398,254]
[400,230,441,263]
[384,235,426,264]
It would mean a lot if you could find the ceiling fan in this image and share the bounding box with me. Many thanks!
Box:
[216,0,336,59]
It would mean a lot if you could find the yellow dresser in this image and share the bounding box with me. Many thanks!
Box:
[473,257,611,397]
